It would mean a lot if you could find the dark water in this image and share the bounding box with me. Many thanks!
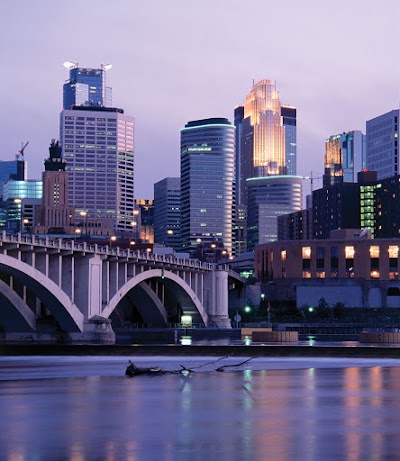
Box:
[1,356,400,460]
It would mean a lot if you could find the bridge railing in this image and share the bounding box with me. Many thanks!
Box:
[0,232,217,271]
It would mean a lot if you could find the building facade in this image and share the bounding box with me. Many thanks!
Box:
[281,105,297,176]
[247,175,302,250]
[366,109,399,180]
[32,140,75,234]
[255,236,400,308]
[180,118,235,256]
[60,106,135,234]
[154,177,181,250]
[63,62,112,110]
[324,130,365,187]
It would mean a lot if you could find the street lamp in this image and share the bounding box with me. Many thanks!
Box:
[110,235,117,247]
[23,218,29,233]
[74,228,81,241]
[79,211,87,235]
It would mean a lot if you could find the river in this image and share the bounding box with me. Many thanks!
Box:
[1,355,400,460]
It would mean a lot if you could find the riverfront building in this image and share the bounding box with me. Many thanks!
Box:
[255,232,400,308]
[180,118,235,256]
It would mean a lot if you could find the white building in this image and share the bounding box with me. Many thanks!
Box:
[60,106,135,233]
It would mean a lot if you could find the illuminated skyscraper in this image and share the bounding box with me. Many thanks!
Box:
[180,118,235,256]
[324,131,365,187]
[235,80,296,206]
[235,80,298,248]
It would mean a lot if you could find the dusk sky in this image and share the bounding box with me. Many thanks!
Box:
[1,0,399,198]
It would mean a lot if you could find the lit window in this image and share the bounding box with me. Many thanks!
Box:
[345,246,355,258]
[389,246,399,258]
[281,250,286,261]
[302,247,311,259]
[370,270,380,279]
[369,246,379,258]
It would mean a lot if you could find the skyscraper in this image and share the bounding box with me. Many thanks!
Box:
[247,175,302,250]
[324,130,365,187]
[236,80,289,206]
[366,109,399,180]
[180,118,235,256]
[60,106,135,233]
[63,62,112,110]
[281,105,297,175]
[154,177,181,250]
[235,80,298,249]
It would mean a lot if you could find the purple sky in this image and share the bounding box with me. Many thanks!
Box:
[1,0,399,198]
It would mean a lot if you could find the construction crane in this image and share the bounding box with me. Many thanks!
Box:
[16,141,29,160]
[301,171,323,192]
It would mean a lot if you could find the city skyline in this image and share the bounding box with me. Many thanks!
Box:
[1,0,399,198]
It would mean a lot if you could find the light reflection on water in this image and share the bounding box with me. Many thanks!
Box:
[1,357,400,460]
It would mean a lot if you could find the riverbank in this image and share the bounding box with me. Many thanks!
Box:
[1,343,400,358]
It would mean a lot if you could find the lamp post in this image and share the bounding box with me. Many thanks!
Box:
[79,211,87,236]
[74,228,81,241]
[110,235,117,247]
[23,218,29,233]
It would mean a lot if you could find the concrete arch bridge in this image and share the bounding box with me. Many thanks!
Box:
[0,232,243,343]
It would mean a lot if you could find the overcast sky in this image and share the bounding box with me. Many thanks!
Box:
[1,0,399,198]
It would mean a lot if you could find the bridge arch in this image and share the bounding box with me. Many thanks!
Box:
[0,254,84,332]
[102,268,208,325]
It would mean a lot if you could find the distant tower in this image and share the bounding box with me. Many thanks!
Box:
[63,61,112,110]
[154,177,181,250]
[366,109,399,180]
[60,63,135,234]
[180,118,235,256]
[33,140,75,233]
[324,131,365,187]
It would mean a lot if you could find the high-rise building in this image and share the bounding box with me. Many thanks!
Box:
[33,140,75,234]
[235,80,292,206]
[154,177,181,250]
[60,105,135,234]
[180,118,235,256]
[366,109,399,180]
[246,175,302,250]
[281,105,297,175]
[324,130,365,187]
[63,62,112,110]
[312,182,360,239]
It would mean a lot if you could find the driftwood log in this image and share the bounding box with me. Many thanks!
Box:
[125,357,255,377]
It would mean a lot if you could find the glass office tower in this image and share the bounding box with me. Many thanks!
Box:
[154,177,181,250]
[63,63,112,110]
[180,118,235,256]
[324,130,365,187]
[247,175,302,250]
[366,109,399,180]
[281,105,297,175]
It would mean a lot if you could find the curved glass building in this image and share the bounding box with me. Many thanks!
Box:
[247,175,302,250]
[180,118,235,256]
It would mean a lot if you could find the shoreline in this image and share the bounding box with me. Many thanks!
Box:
[1,344,400,358]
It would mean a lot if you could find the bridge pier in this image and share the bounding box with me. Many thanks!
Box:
[205,269,232,328]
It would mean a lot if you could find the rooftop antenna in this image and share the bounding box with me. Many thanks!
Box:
[17,141,29,160]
